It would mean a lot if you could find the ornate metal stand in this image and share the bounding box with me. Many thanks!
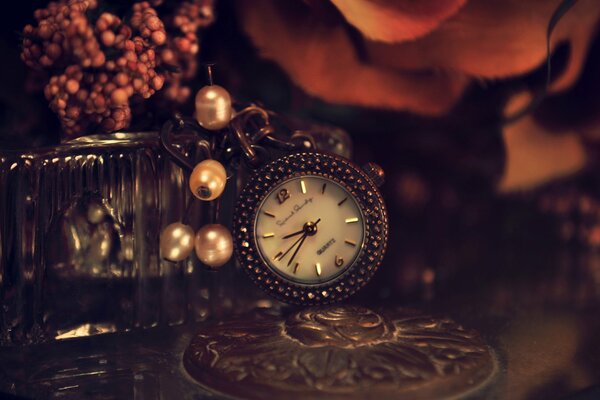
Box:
[184,305,497,399]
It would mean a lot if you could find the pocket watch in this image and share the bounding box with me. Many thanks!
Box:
[159,71,388,305]
[233,152,388,305]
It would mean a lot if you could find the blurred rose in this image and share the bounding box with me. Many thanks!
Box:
[237,0,600,115]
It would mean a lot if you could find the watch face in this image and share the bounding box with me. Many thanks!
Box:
[254,176,364,285]
[234,152,388,305]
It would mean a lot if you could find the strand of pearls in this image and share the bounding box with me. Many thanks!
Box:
[160,69,233,269]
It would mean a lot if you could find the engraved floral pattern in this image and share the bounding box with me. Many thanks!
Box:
[184,306,496,399]
[284,306,394,348]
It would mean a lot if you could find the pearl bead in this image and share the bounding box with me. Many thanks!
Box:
[194,84,232,130]
[160,222,194,261]
[194,224,233,269]
[189,159,227,201]
[160,223,195,262]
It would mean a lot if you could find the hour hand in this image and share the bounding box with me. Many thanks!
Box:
[283,218,321,239]
[282,228,304,239]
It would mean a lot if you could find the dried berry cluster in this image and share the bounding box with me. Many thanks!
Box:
[22,0,104,69]
[21,0,214,136]
[160,0,214,104]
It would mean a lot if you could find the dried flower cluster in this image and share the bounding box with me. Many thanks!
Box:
[21,0,214,136]
[160,0,214,104]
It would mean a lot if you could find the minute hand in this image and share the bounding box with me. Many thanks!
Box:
[287,234,307,267]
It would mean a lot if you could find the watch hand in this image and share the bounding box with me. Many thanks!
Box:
[285,217,319,266]
[282,218,321,240]
[282,229,304,239]
[276,218,321,262]
[287,234,307,266]
[276,232,306,261]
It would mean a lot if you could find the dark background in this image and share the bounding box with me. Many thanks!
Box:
[1,2,600,398]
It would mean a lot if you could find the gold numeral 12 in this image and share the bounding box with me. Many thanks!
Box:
[277,188,290,204]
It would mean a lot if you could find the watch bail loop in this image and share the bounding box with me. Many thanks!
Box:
[160,114,213,173]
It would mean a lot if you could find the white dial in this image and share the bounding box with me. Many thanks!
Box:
[254,176,365,284]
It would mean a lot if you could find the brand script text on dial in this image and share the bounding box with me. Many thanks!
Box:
[276,197,313,227]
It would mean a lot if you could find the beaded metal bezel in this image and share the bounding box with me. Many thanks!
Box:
[233,152,388,305]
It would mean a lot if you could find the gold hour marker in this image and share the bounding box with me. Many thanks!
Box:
[264,211,276,218]
[345,217,359,224]
[315,263,322,276]
[274,251,283,261]
[294,262,300,273]
[300,180,307,194]
[338,197,348,206]
[322,183,326,194]
[335,255,344,267]
[262,233,275,238]
[345,239,357,247]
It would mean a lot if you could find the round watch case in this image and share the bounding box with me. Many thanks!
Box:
[233,151,388,305]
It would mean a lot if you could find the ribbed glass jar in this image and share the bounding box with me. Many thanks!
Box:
[0,132,264,345]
